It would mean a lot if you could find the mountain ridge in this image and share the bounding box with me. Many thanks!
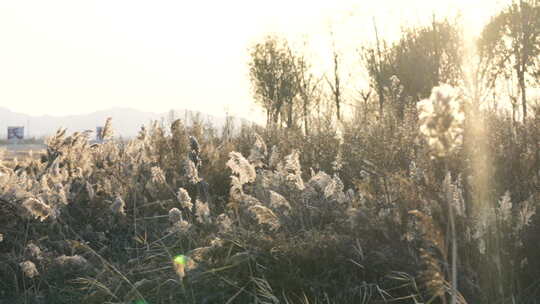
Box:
[0,107,249,139]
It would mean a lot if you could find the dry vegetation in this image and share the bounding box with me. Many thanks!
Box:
[1,2,540,302]
[0,89,539,303]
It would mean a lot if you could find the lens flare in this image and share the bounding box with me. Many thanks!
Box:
[174,255,186,265]
[173,255,186,280]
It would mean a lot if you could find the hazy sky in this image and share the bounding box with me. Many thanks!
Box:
[0,0,508,122]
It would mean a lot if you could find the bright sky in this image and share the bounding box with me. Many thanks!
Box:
[0,0,509,122]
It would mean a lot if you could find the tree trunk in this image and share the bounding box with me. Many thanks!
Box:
[519,69,527,119]
[273,107,280,128]
[287,101,293,128]
[266,109,272,128]
[333,53,341,122]
[303,98,309,136]
[378,87,384,118]
[335,95,341,122]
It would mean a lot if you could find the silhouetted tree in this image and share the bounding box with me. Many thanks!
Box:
[326,40,343,122]
[478,0,540,119]
[249,36,299,128]
[291,51,321,135]
[363,18,463,118]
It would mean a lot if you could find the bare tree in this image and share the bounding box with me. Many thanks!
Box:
[291,51,321,135]
[326,39,342,122]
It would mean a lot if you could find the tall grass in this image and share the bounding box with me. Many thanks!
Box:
[0,95,539,303]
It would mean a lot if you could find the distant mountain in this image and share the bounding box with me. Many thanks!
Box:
[0,107,252,139]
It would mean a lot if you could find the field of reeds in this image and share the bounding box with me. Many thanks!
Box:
[1,86,539,304]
